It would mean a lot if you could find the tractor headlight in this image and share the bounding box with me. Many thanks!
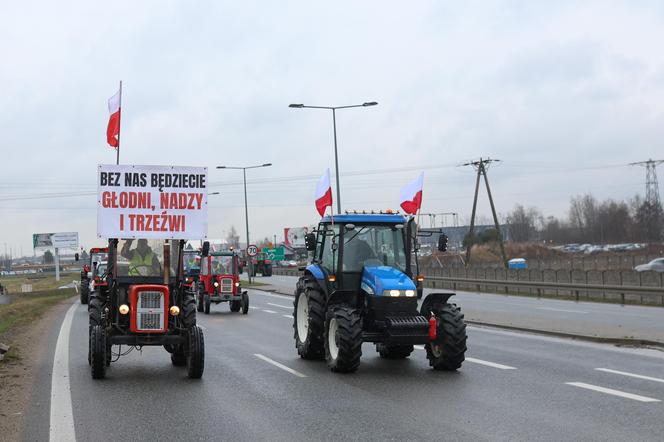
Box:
[405,290,416,297]
[389,290,401,297]
[119,304,129,315]
[214,281,219,287]
[235,282,240,287]
[169,306,180,316]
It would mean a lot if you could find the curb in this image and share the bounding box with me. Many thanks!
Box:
[252,285,664,350]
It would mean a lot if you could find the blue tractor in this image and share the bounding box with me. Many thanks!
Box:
[293,213,467,373]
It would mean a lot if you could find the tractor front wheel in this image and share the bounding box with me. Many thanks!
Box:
[90,325,107,379]
[293,279,325,360]
[204,295,211,314]
[171,346,186,366]
[241,292,249,315]
[182,291,197,328]
[230,300,241,312]
[80,283,89,304]
[376,344,414,359]
[186,326,205,379]
[324,306,362,373]
[425,303,467,371]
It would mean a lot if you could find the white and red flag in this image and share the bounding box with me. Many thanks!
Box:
[106,87,121,148]
[399,172,424,215]
[315,168,333,217]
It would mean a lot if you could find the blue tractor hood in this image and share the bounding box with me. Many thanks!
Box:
[360,266,416,296]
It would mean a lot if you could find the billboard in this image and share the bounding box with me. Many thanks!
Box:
[32,232,79,249]
[284,227,309,248]
[97,164,209,239]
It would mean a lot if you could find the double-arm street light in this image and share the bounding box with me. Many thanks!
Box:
[216,163,272,283]
[289,101,378,214]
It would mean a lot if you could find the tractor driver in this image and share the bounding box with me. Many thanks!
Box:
[121,239,162,276]
[344,238,377,271]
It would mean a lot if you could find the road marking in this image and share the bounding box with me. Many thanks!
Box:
[262,309,277,314]
[565,382,660,402]
[251,290,293,301]
[536,307,587,314]
[254,354,306,378]
[465,357,517,370]
[50,302,78,442]
[283,314,294,319]
[249,306,258,310]
[595,368,664,384]
[267,302,291,310]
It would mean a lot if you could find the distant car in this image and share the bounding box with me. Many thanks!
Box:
[634,258,664,273]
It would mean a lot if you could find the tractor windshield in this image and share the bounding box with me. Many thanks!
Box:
[343,224,406,272]
[90,252,108,267]
[210,255,234,274]
[116,239,178,277]
[183,252,200,276]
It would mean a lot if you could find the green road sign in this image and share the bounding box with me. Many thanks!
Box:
[262,246,284,261]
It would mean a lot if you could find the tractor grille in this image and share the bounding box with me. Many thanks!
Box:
[220,278,233,293]
[136,291,164,331]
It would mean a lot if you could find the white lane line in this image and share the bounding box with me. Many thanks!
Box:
[249,306,258,310]
[50,302,78,442]
[250,291,293,301]
[267,302,291,310]
[262,309,277,314]
[254,354,306,378]
[596,368,664,384]
[536,307,587,314]
[465,357,517,370]
[283,314,294,319]
[565,382,660,402]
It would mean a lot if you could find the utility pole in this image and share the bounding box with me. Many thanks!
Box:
[462,158,508,269]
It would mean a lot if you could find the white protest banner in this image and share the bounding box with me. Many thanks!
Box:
[97,164,209,239]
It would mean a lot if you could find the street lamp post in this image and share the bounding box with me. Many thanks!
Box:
[289,101,377,214]
[216,163,272,283]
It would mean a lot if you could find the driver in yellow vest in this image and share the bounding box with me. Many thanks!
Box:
[121,239,161,276]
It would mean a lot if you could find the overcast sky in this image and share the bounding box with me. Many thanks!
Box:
[1,0,664,255]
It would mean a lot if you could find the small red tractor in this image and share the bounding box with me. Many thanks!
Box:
[182,249,201,291]
[80,247,109,304]
[197,250,248,314]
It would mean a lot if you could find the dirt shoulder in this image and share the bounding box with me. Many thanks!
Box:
[0,291,75,441]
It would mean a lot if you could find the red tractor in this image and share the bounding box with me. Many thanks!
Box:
[80,247,109,304]
[197,250,249,314]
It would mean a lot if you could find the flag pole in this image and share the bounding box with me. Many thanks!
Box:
[116,80,122,165]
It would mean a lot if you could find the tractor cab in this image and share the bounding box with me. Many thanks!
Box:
[182,249,201,288]
[197,250,248,314]
[295,212,466,373]
[80,247,109,304]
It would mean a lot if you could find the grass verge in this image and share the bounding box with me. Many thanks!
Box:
[0,289,75,345]
[1,272,78,293]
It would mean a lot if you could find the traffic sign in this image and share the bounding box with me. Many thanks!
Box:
[246,244,258,257]
[262,246,284,261]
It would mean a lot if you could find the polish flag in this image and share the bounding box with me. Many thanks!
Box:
[315,169,333,217]
[399,172,424,215]
[106,88,121,148]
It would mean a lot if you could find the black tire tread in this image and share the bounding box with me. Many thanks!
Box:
[90,325,106,379]
[325,306,362,373]
[293,278,326,360]
[187,326,205,378]
[425,303,467,371]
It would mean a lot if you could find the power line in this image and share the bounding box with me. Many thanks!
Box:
[629,159,664,207]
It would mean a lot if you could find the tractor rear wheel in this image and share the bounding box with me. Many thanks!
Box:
[90,325,107,379]
[186,326,205,379]
[230,300,241,312]
[293,279,326,360]
[376,344,414,359]
[425,303,467,371]
[324,306,362,373]
[171,346,186,366]
[196,285,204,312]
[204,295,210,314]
[182,291,197,328]
[241,292,249,315]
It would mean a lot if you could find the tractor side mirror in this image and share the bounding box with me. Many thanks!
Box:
[438,234,448,252]
[75,253,79,261]
[201,241,210,257]
[304,233,316,251]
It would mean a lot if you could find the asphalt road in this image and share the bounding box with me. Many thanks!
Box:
[30,289,664,441]
[257,274,664,343]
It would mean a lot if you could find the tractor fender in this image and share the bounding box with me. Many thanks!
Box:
[300,266,329,297]
[420,292,455,316]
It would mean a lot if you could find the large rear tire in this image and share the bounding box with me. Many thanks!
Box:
[181,291,197,328]
[204,294,210,315]
[424,303,467,371]
[293,278,326,360]
[376,344,414,359]
[90,325,106,379]
[241,292,249,315]
[196,284,204,313]
[187,326,205,379]
[324,305,362,373]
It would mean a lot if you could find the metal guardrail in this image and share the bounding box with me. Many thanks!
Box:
[423,275,664,305]
[273,268,664,306]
